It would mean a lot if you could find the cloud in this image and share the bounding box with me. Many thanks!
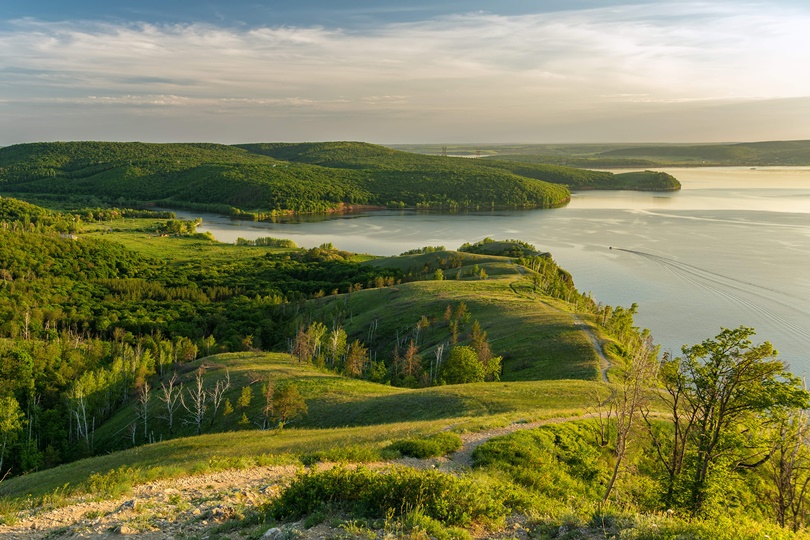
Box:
[0,3,809,143]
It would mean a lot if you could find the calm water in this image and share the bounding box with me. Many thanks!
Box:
[174,167,810,372]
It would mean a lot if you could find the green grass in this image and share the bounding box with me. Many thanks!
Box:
[312,268,601,381]
[90,352,598,455]
[81,217,298,263]
[0,350,599,501]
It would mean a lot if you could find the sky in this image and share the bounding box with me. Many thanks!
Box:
[1,1,810,145]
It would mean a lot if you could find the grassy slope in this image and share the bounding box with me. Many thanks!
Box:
[0,240,605,500]
[355,252,600,380]
[0,352,598,499]
[80,226,601,382]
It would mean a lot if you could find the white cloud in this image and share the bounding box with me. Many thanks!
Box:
[1,3,809,143]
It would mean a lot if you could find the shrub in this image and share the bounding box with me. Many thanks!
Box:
[439,346,484,384]
[268,466,506,527]
[388,432,463,459]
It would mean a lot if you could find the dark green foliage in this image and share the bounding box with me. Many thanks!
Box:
[439,346,485,385]
[468,159,680,191]
[653,327,810,515]
[268,466,506,527]
[0,198,407,474]
[240,142,572,210]
[393,140,810,167]
[0,141,572,213]
[458,238,545,258]
[400,246,446,256]
[388,432,462,458]
[235,237,298,248]
[612,170,681,190]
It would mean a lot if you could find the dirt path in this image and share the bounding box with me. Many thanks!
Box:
[444,412,600,468]
[506,266,610,384]
[0,413,602,539]
[572,314,611,383]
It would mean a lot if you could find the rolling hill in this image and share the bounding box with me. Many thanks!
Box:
[0,141,572,213]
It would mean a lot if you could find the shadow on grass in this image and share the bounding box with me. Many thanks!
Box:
[304,391,479,428]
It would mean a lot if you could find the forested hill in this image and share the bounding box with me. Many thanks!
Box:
[597,139,810,165]
[0,141,571,214]
[237,142,681,191]
[0,141,681,216]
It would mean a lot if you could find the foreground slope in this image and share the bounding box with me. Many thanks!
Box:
[0,352,599,500]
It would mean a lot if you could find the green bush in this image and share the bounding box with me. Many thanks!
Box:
[268,466,506,527]
[439,346,484,385]
[472,423,607,501]
[388,432,463,458]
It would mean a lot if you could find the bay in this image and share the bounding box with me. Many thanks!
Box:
[173,167,810,373]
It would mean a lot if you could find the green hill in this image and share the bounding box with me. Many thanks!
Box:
[0,141,572,213]
[467,159,680,190]
[79,351,598,462]
[598,139,810,165]
[392,140,810,167]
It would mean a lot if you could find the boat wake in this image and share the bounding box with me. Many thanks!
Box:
[614,248,809,343]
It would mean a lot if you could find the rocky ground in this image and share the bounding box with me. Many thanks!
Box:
[0,416,594,540]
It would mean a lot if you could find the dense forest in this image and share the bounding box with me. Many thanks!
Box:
[0,195,408,469]
[0,141,573,213]
[0,141,681,218]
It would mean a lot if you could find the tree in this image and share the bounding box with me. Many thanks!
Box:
[181,368,207,436]
[273,384,308,427]
[767,408,810,531]
[602,334,659,502]
[158,373,182,437]
[402,339,421,379]
[439,346,484,385]
[650,327,808,515]
[136,380,150,441]
[222,398,234,430]
[345,340,367,378]
[202,335,216,357]
[0,396,24,475]
[237,385,253,411]
[327,327,347,369]
[208,370,231,428]
[470,320,501,381]
[261,380,274,430]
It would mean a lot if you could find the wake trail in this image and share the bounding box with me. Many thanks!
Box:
[614,248,809,341]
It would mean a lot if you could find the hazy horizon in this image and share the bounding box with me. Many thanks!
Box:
[2,1,809,146]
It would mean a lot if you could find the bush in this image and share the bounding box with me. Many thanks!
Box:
[439,346,484,384]
[268,466,506,527]
[388,432,462,458]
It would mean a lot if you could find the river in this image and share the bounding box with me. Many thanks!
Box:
[173,167,810,372]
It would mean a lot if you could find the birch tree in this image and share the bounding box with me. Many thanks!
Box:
[181,368,207,435]
[158,373,182,437]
